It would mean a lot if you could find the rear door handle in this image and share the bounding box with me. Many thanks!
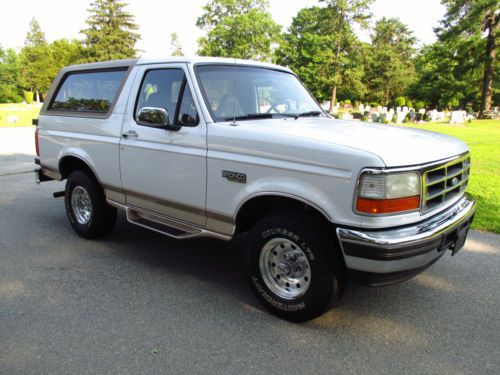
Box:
[122,130,138,139]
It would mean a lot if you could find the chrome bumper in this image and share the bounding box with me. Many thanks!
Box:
[336,194,476,285]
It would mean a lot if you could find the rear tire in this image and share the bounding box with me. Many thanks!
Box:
[65,170,117,239]
[244,212,344,322]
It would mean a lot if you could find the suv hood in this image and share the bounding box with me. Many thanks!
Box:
[237,117,469,167]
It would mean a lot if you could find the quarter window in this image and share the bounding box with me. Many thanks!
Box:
[50,69,126,113]
[136,69,199,127]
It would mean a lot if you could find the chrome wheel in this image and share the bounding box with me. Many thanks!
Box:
[259,238,311,300]
[71,186,92,224]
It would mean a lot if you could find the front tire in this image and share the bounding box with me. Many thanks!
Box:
[244,212,344,322]
[65,170,117,239]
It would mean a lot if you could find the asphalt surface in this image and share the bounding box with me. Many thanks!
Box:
[1,127,499,374]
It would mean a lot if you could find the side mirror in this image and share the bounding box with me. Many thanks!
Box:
[136,107,181,131]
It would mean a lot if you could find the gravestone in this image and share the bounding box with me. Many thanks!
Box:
[450,110,466,123]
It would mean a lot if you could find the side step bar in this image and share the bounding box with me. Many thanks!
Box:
[120,205,231,241]
[126,207,202,239]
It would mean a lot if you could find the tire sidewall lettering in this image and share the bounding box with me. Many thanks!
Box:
[260,228,315,261]
[251,276,306,312]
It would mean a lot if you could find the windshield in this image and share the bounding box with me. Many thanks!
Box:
[196,65,323,122]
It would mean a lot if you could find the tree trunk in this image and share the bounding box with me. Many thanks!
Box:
[329,85,338,113]
[35,90,40,104]
[479,14,497,118]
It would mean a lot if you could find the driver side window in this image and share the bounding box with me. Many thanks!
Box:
[136,69,199,127]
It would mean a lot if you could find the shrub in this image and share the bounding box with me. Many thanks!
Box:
[415,101,425,111]
[381,117,389,124]
[361,115,369,122]
[24,91,34,104]
[423,113,430,122]
[370,102,380,107]
[404,113,411,123]
[395,97,406,107]
[352,111,363,120]
[406,100,413,108]
[344,99,351,104]
[465,106,473,114]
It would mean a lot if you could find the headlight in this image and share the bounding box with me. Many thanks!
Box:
[356,172,420,214]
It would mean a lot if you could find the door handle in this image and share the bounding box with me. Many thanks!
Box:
[122,130,138,139]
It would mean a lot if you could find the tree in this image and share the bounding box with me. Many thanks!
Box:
[365,17,417,105]
[170,33,183,56]
[197,0,281,61]
[437,0,499,117]
[0,46,22,103]
[19,18,56,102]
[409,42,471,110]
[50,39,84,71]
[81,0,140,62]
[276,6,366,102]
[320,0,374,112]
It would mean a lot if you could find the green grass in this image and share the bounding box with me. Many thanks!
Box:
[0,103,41,127]
[403,120,500,233]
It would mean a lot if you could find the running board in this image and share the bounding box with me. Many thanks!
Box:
[126,207,202,239]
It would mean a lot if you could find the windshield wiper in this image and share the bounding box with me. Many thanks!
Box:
[295,111,323,118]
[224,113,294,121]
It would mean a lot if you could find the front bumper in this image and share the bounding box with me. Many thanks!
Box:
[336,194,476,286]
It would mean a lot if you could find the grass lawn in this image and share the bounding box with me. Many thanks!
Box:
[0,103,41,127]
[404,120,500,234]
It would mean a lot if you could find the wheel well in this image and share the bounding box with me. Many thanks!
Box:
[234,195,331,235]
[59,156,97,181]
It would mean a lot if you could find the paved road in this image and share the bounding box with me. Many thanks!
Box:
[1,127,499,374]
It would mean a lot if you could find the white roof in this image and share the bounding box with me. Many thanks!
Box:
[136,55,293,73]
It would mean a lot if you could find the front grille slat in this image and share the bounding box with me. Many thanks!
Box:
[422,154,470,213]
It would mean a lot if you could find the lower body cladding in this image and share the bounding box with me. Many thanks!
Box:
[336,194,476,286]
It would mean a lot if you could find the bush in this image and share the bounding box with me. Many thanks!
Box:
[404,113,411,123]
[361,115,369,122]
[352,111,363,120]
[465,106,473,114]
[406,100,413,108]
[423,113,430,122]
[344,99,351,104]
[415,101,425,111]
[395,97,406,107]
[24,91,34,104]
[370,102,380,107]
[381,117,390,124]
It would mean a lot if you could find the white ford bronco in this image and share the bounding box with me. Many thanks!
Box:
[34,57,476,321]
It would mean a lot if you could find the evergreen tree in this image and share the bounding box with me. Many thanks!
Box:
[81,0,140,62]
[437,0,499,116]
[197,0,281,62]
[365,17,417,105]
[19,18,56,102]
[170,33,183,56]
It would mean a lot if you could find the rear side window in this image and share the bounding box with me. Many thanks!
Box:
[49,69,127,114]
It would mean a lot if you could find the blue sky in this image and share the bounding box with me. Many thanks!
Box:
[0,0,446,56]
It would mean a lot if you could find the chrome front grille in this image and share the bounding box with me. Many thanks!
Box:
[422,154,470,212]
